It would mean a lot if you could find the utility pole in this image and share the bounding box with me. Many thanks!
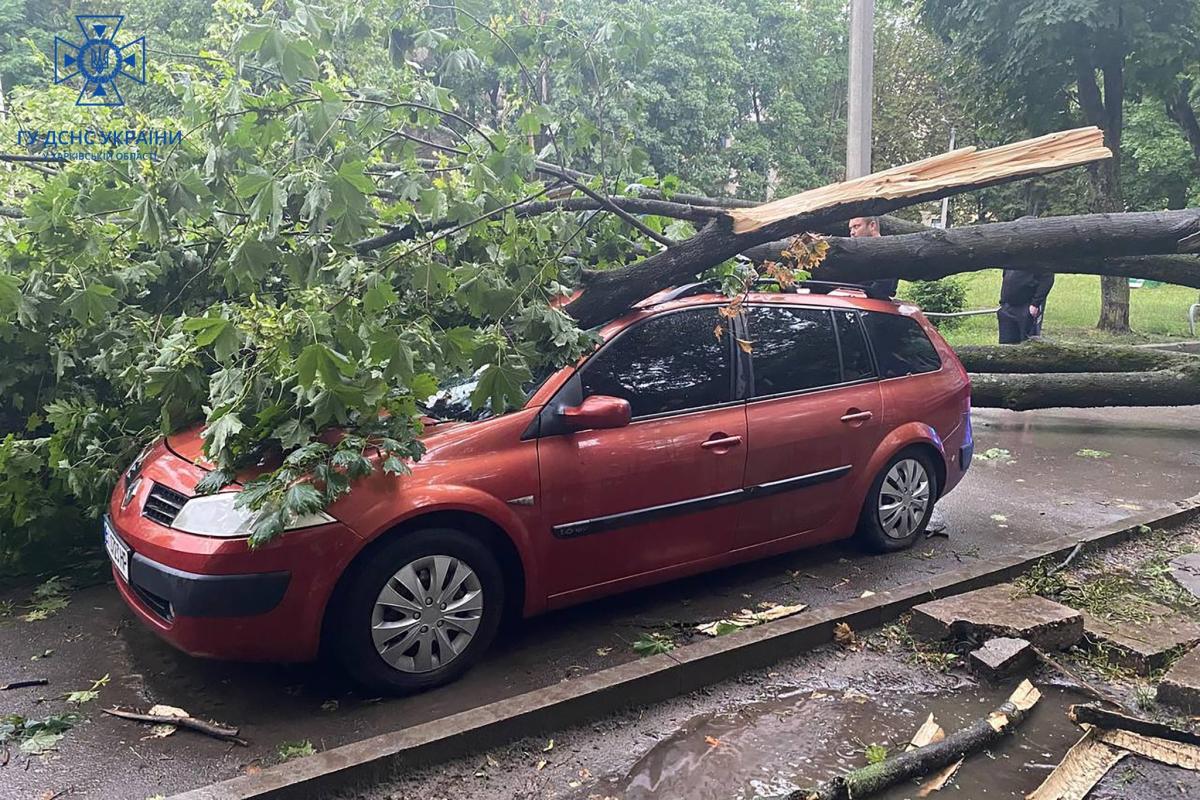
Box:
[846,0,875,179]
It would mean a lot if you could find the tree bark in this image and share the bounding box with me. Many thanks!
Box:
[968,364,1200,411]
[743,210,1200,289]
[953,341,1191,374]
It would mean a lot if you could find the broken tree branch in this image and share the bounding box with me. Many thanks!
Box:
[565,127,1112,326]
[102,707,248,746]
[0,678,48,690]
[789,680,1042,800]
[1031,648,1131,712]
[1069,704,1200,747]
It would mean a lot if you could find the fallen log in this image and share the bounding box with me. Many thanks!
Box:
[1069,704,1200,747]
[953,341,1192,374]
[564,128,1111,327]
[789,680,1041,800]
[968,364,1200,411]
[742,210,1200,290]
[102,707,248,746]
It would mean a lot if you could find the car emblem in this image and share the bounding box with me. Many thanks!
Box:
[121,476,142,510]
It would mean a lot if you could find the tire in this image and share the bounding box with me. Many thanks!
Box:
[856,449,940,553]
[333,528,505,694]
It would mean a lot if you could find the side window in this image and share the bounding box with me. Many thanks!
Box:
[748,306,841,397]
[863,312,942,378]
[834,310,877,381]
[579,308,731,418]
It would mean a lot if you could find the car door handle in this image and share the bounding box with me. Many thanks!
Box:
[701,435,743,450]
[840,410,874,423]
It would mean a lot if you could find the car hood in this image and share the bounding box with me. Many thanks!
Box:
[165,417,478,477]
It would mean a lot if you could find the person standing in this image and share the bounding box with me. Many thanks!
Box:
[848,216,898,298]
[998,269,1055,343]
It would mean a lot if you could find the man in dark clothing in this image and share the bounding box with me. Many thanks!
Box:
[848,216,899,298]
[998,269,1054,343]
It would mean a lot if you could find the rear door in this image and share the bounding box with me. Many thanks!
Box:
[536,306,749,602]
[737,305,884,546]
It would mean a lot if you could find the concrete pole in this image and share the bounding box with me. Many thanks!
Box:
[846,0,875,179]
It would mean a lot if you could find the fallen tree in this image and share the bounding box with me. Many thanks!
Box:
[563,127,1112,327]
[745,210,1200,290]
[955,342,1200,410]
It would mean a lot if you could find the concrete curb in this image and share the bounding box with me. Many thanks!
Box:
[172,497,1200,800]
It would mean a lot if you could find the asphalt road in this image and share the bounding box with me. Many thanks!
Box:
[2,406,1198,799]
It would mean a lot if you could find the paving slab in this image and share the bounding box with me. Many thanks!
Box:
[910,583,1083,650]
[1169,552,1200,601]
[969,636,1034,681]
[1157,646,1200,712]
[1083,610,1200,675]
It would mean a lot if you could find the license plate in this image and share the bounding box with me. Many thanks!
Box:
[104,519,131,584]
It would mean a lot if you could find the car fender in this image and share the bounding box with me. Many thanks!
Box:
[350,483,544,616]
[858,421,948,497]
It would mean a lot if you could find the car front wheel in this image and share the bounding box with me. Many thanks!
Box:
[857,450,939,552]
[334,528,505,694]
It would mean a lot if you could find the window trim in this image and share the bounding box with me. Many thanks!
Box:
[743,304,875,402]
[549,304,742,425]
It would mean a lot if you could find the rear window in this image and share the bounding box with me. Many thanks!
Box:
[863,312,942,378]
[748,306,841,396]
[834,310,876,381]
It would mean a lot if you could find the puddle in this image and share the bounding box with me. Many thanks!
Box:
[582,682,1090,800]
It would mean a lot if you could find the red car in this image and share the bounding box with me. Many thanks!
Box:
[105,281,972,693]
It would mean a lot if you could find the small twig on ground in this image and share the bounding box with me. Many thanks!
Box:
[1047,543,1084,576]
[1032,647,1131,713]
[0,679,48,690]
[103,707,248,746]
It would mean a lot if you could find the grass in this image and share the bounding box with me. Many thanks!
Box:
[908,270,1200,346]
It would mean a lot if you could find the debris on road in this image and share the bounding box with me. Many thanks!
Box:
[65,674,109,705]
[903,714,961,796]
[1,678,48,691]
[789,680,1042,800]
[103,706,248,746]
[833,622,857,649]
[1068,704,1200,747]
[1081,608,1200,675]
[910,583,1083,650]
[968,637,1034,681]
[0,712,80,755]
[695,603,807,636]
[1027,727,1127,800]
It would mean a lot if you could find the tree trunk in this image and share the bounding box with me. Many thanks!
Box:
[743,210,1200,289]
[968,364,1200,411]
[953,341,1191,374]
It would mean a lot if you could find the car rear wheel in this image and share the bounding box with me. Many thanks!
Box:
[334,528,505,694]
[857,450,939,552]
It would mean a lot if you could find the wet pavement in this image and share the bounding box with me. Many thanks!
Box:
[2,405,1199,799]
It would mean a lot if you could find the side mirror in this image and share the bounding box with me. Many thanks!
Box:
[559,395,631,432]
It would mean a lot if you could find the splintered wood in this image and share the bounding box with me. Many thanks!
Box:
[727,127,1111,234]
[1026,729,1127,800]
[905,714,961,797]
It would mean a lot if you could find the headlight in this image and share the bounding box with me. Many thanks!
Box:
[171,493,334,537]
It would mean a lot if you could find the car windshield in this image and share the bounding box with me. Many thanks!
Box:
[422,364,557,422]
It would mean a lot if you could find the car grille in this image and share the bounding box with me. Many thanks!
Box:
[132,583,174,622]
[142,483,190,527]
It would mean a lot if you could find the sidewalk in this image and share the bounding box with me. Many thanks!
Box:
[2,406,1199,798]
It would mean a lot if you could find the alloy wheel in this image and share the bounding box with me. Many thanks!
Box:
[877,458,931,540]
[370,555,484,673]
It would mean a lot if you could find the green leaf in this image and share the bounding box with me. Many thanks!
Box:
[19,729,64,754]
[65,284,118,326]
[363,281,398,315]
[183,316,230,348]
[297,344,355,389]
[0,274,22,317]
[205,413,245,457]
[470,361,531,414]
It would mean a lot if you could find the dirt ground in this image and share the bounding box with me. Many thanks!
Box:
[345,520,1200,800]
[1,406,1198,799]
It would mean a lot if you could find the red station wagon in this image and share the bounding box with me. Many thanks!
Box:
[104,281,973,693]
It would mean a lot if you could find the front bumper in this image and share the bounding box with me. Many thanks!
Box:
[106,442,365,662]
[114,525,291,619]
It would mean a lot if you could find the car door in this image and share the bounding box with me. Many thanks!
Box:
[737,305,884,546]
[536,306,749,604]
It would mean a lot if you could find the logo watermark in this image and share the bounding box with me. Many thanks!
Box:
[54,15,146,107]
